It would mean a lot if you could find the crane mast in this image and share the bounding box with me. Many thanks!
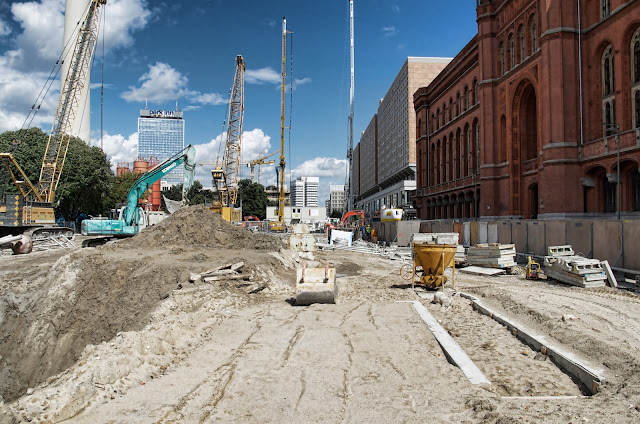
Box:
[211,55,244,222]
[347,0,355,211]
[277,17,288,227]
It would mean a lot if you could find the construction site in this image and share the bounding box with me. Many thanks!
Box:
[1,0,640,422]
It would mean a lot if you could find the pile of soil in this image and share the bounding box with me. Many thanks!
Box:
[0,205,287,404]
[121,205,282,251]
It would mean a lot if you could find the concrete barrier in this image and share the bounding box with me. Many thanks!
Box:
[470,222,479,245]
[512,221,528,253]
[478,222,488,244]
[396,221,422,247]
[463,222,471,246]
[488,223,498,243]
[497,221,512,244]
[623,220,640,270]
[545,220,567,249]
[527,221,545,256]
[566,220,592,258]
[593,221,622,266]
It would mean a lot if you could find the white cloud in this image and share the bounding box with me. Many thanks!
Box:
[0,19,11,37]
[121,62,228,108]
[293,77,311,89]
[191,128,273,185]
[245,67,281,84]
[0,0,152,134]
[93,131,138,173]
[381,25,397,38]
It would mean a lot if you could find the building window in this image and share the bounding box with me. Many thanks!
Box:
[602,45,615,136]
[456,92,461,115]
[449,98,453,121]
[601,0,610,19]
[473,79,479,105]
[464,85,469,111]
[499,42,505,75]
[518,25,525,62]
[443,103,447,124]
[509,33,515,70]
[632,28,640,128]
[633,173,640,211]
[530,16,537,52]
[431,113,435,133]
[604,177,615,213]
[437,108,441,129]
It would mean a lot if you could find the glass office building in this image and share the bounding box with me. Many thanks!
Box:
[137,109,185,186]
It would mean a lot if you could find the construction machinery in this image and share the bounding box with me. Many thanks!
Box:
[210,55,245,222]
[269,17,291,232]
[295,261,337,305]
[405,233,458,290]
[525,255,541,280]
[245,150,279,184]
[0,0,107,240]
[81,145,195,239]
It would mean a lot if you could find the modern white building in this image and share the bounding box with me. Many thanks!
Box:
[329,184,346,214]
[266,206,327,227]
[290,177,319,207]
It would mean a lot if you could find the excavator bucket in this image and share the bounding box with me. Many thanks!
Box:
[295,262,337,305]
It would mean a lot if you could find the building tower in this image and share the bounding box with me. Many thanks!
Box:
[62,0,92,142]
[137,108,185,188]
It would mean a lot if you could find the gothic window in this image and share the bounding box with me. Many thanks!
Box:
[602,45,615,136]
[499,42,505,75]
[443,103,447,124]
[604,177,615,213]
[437,108,441,129]
[518,25,525,62]
[473,79,479,104]
[530,15,537,52]
[601,0,610,19]
[509,33,515,70]
[464,85,469,111]
[633,173,640,211]
[449,98,453,121]
[431,113,436,133]
[633,28,640,128]
[456,92,461,115]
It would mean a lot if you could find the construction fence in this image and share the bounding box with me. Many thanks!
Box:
[371,219,640,273]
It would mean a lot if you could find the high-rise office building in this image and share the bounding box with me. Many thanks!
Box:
[138,109,185,186]
[291,177,319,207]
[329,184,346,214]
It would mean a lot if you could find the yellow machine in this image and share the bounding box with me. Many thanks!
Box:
[525,255,541,280]
[401,240,457,289]
[0,0,106,237]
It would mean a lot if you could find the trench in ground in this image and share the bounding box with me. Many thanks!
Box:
[425,295,588,397]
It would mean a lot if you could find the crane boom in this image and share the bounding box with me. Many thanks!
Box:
[38,0,107,203]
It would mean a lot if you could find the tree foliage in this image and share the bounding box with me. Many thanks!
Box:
[330,209,343,219]
[0,127,115,219]
[161,180,216,211]
[238,179,268,220]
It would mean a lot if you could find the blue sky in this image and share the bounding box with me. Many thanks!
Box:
[0,0,478,202]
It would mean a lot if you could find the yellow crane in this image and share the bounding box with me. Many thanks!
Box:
[0,0,107,237]
[244,150,279,184]
[210,55,244,222]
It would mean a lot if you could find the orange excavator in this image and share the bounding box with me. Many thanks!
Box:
[325,210,366,239]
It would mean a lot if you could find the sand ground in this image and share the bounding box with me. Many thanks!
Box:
[1,206,639,423]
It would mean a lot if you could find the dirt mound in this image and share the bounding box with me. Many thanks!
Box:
[121,205,282,251]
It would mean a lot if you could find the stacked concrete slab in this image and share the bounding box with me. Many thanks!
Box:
[466,243,516,269]
[543,245,607,288]
[411,232,459,245]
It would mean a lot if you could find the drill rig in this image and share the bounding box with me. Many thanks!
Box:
[211,55,244,222]
[0,0,107,238]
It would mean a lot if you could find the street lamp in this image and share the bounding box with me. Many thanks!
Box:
[604,122,621,219]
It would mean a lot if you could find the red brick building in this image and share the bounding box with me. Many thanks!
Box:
[414,0,640,219]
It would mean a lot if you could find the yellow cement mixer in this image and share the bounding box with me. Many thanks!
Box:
[295,262,337,305]
[402,233,458,290]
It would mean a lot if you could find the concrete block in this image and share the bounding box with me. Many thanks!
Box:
[470,221,479,245]
[453,222,464,245]
[488,223,498,243]
[593,221,622,265]
[566,220,593,258]
[478,222,488,244]
[463,222,471,246]
[623,220,640,271]
[527,221,545,256]
[397,221,422,247]
[419,221,432,233]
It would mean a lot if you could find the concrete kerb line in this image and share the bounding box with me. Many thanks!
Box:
[458,293,606,395]
[397,300,491,387]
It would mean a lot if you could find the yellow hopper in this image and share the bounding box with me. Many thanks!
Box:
[411,243,457,289]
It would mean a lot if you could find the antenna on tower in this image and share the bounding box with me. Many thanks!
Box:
[145,97,148,110]
[175,95,179,112]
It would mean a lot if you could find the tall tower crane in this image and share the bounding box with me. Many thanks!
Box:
[211,55,244,222]
[0,0,107,237]
[245,150,279,184]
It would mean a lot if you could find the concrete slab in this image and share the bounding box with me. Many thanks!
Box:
[566,220,593,258]
[527,221,545,256]
[497,221,511,245]
[478,222,488,244]
[401,301,491,386]
[593,221,622,266]
[545,220,567,249]
[488,223,498,244]
[512,221,527,254]
[623,220,640,271]
[459,266,506,276]
[460,293,605,394]
[601,260,618,288]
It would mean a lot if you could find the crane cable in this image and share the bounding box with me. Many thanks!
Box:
[14,1,93,149]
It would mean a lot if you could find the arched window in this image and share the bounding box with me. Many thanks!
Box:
[443,136,448,181]
[464,85,469,111]
[431,113,436,133]
[602,45,615,136]
[431,143,436,186]
[530,15,537,52]
[443,103,447,124]
[500,115,507,162]
[456,92,461,115]
[632,28,640,128]
[449,98,453,121]
[499,42,505,75]
[473,79,479,105]
[436,108,441,129]
[601,0,610,19]
[518,25,525,62]
[508,33,515,70]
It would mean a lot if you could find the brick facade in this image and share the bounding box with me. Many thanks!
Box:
[414,0,640,219]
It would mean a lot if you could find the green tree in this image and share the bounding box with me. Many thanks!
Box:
[106,171,142,207]
[238,179,268,220]
[0,127,115,219]
[161,180,215,211]
[330,209,343,219]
